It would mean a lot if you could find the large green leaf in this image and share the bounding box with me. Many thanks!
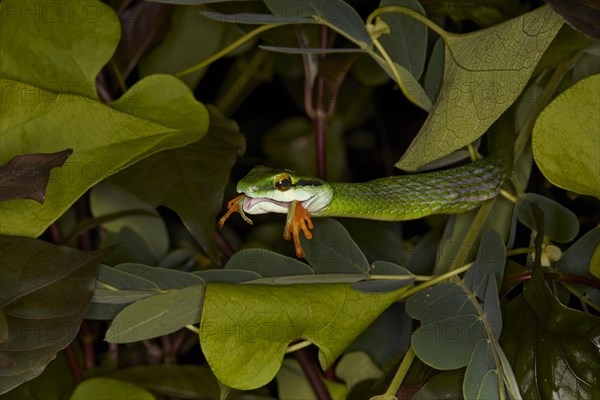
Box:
[107,106,244,260]
[70,378,154,400]
[558,227,600,277]
[199,282,407,390]
[0,236,108,394]
[501,257,600,399]
[0,0,209,238]
[532,74,600,199]
[397,6,562,171]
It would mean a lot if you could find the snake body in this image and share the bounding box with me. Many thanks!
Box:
[320,157,506,220]
[220,122,512,256]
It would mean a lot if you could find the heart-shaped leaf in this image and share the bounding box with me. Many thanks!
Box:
[0,0,209,238]
[0,236,109,394]
[200,282,407,389]
[397,6,562,170]
[532,73,600,199]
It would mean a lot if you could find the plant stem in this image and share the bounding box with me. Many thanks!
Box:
[366,6,450,41]
[215,49,271,116]
[506,247,535,256]
[448,199,496,272]
[185,325,200,334]
[176,23,287,77]
[65,344,83,382]
[295,348,332,400]
[384,346,416,398]
[398,262,474,300]
[285,340,312,353]
[215,230,235,260]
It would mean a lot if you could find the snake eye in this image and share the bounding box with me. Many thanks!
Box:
[275,174,292,191]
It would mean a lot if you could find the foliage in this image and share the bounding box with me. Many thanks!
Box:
[1,0,599,399]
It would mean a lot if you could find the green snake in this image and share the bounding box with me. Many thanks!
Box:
[221,123,512,257]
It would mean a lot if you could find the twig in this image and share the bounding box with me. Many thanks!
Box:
[295,348,332,400]
[65,344,83,382]
[215,230,235,260]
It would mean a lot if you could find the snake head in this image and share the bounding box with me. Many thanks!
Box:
[236,165,333,215]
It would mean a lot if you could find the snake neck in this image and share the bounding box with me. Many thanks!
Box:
[313,157,507,221]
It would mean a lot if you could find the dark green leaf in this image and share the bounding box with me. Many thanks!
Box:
[423,38,445,103]
[91,289,156,305]
[0,352,75,400]
[108,106,245,261]
[558,227,600,277]
[544,0,600,39]
[0,149,72,203]
[138,6,246,88]
[99,227,157,266]
[263,0,372,46]
[412,369,464,400]
[407,283,482,369]
[341,220,404,265]
[0,236,108,394]
[407,230,519,399]
[501,262,600,399]
[463,339,500,399]
[464,229,506,300]
[193,269,262,283]
[201,10,313,24]
[378,0,427,79]
[516,193,579,243]
[534,25,595,75]
[224,248,313,277]
[106,285,204,343]
[114,263,204,290]
[96,264,159,291]
[90,183,168,262]
[300,219,370,274]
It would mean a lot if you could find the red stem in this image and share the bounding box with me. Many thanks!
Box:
[295,348,332,400]
[65,344,83,382]
[215,230,235,261]
[505,271,600,289]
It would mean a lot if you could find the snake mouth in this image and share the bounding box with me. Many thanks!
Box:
[243,196,293,214]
